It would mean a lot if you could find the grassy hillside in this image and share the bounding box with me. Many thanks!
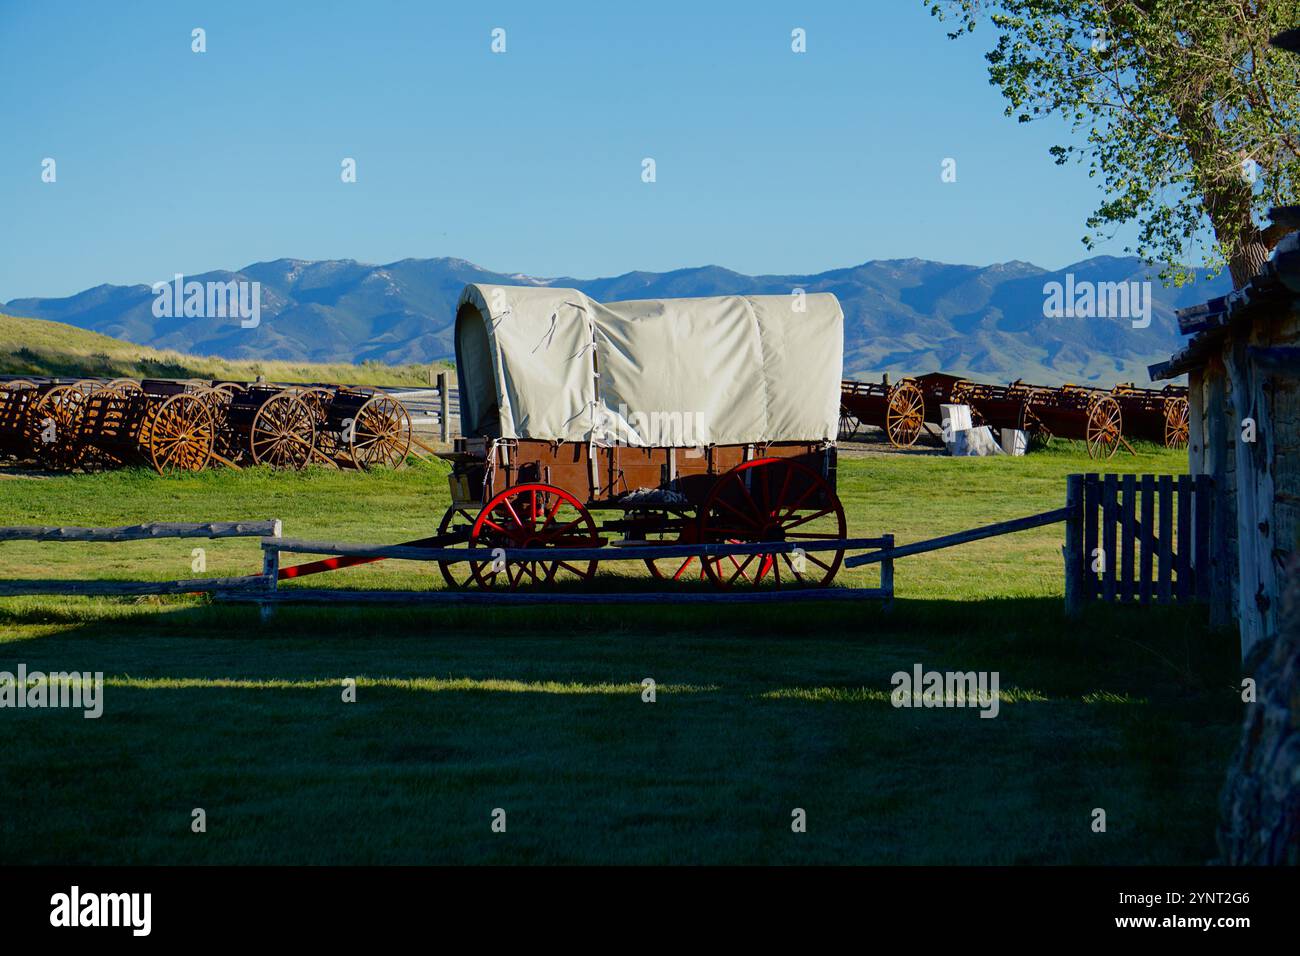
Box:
[0,312,447,386]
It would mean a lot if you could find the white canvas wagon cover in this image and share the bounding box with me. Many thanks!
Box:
[453,283,843,447]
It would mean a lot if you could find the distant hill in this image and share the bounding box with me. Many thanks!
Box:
[0,312,439,387]
[4,255,1231,385]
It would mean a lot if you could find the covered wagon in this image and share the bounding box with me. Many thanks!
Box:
[438,284,848,589]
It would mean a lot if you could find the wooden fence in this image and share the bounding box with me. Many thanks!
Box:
[0,521,894,609]
[1063,472,1212,613]
[0,473,1210,614]
[0,521,280,597]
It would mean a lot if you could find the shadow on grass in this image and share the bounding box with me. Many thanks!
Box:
[0,594,1243,865]
[0,593,1240,702]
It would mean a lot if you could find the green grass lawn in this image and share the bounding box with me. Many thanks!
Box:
[0,441,1243,864]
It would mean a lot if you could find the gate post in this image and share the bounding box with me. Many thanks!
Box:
[438,371,451,443]
[1064,474,1084,617]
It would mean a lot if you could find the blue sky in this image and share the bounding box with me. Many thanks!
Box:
[0,1,1143,300]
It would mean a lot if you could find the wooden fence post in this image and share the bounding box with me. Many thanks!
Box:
[880,534,894,611]
[260,518,281,621]
[437,371,451,443]
[1064,474,1084,617]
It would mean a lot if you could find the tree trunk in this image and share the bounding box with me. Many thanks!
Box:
[1229,238,1276,289]
[1217,552,1300,864]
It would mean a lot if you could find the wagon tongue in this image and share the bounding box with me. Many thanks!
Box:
[277,531,462,580]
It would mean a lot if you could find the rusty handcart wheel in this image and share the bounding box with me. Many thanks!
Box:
[291,387,340,462]
[106,378,144,396]
[205,383,247,463]
[1164,398,1190,449]
[0,381,39,462]
[348,394,412,470]
[30,384,90,471]
[884,381,925,448]
[467,483,599,589]
[699,457,847,588]
[143,393,215,474]
[250,392,316,470]
[1085,396,1123,460]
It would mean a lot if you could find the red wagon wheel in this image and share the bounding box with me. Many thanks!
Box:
[1164,398,1190,449]
[250,392,316,469]
[699,457,847,588]
[435,504,479,589]
[1085,396,1123,460]
[144,393,214,473]
[641,512,709,583]
[885,381,925,448]
[468,483,599,589]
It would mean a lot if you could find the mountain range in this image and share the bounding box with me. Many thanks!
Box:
[3,255,1229,385]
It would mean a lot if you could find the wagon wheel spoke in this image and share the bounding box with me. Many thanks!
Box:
[670,557,698,581]
[801,551,834,573]
[714,490,763,529]
[773,480,819,524]
[725,553,759,585]
[731,471,764,521]
[701,458,846,589]
[777,507,834,534]
[501,498,526,531]
[541,516,586,539]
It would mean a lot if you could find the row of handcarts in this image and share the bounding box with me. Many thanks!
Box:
[0,376,414,474]
[839,372,1190,459]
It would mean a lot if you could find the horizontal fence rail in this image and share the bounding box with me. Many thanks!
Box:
[844,510,1070,568]
[0,576,268,597]
[266,536,894,565]
[0,520,281,543]
[0,520,280,598]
